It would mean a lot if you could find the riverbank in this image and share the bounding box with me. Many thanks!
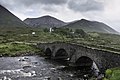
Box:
[0,42,42,57]
[103,68,120,80]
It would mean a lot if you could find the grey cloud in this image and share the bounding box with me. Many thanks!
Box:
[42,6,58,12]
[68,0,104,12]
[0,0,15,10]
[0,0,68,13]
[0,0,104,13]
[16,0,68,6]
[40,0,67,5]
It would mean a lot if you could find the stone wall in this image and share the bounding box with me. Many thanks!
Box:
[37,42,120,70]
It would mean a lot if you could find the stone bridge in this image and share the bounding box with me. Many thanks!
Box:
[37,42,120,71]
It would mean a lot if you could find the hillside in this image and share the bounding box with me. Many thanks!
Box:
[24,15,67,28]
[63,19,118,34]
[0,5,28,27]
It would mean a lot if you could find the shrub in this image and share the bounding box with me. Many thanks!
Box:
[105,69,112,78]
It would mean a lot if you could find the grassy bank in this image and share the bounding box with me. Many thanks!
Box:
[0,42,41,57]
[103,68,120,80]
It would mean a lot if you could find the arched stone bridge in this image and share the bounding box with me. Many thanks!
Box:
[37,42,120,71]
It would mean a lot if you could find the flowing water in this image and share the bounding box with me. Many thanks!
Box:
[0,56,96,80]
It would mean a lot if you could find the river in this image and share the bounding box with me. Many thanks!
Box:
[0,56,96,80]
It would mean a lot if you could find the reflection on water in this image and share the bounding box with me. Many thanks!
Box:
[0,56,97,80]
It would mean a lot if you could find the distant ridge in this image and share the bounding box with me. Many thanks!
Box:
[0,5,118,34]
[24,15,67,28]
[63,19,118,34]
[0,5,28,27]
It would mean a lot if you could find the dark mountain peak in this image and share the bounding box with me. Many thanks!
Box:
[70,19,90,25]
[80,19,89,21]
[26,15,59,20]
[75,19,106,26]
[0,4,28,27]
[40,15,53,18]
[0,4,8,11]
[71,19,91,24]
[0,4,2,8]
[64,19,118,34]
[38,15,60,21]
[0,5,11,13]
[37,15,64,22]
[80,19,106,25]
[0,4,4,8]
[24,15,67,28]
[80,19,98,23]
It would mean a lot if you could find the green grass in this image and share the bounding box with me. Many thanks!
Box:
[0,27,69,43]
[68,32,120,54]
[0,27,120,56]
[0,43,40,56]
[0,27,69,56]
[104,68,120,80]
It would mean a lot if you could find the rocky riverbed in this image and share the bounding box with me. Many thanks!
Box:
[0,56,98,80]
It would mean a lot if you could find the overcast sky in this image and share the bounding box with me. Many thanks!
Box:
[0,0,120,32]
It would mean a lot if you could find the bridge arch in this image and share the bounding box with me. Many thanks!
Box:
[75,56,93,67]
[44,48,52,57]
[55,48,69,59]
[75,56,100,76]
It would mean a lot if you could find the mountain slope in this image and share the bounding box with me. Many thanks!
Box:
[24,15,67,28]
[0,5,28,27]
[63,19,118,34]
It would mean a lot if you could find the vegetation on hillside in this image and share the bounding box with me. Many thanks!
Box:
[0,27,120,55]
[70,32,120,53]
